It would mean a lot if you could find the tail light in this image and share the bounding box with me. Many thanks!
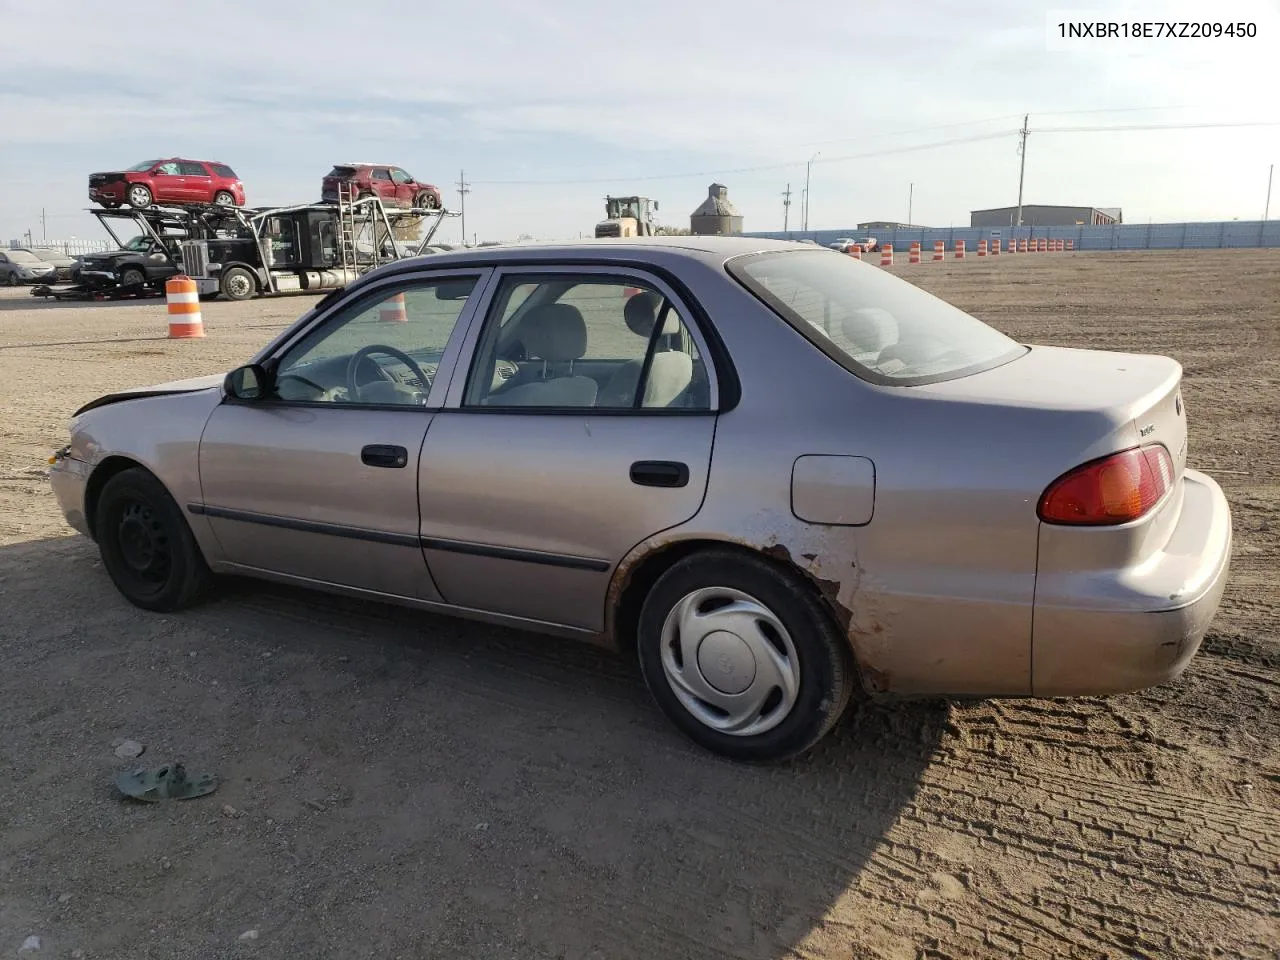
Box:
[1038,445,1175,525]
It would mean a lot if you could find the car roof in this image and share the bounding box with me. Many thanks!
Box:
[393,235,809,271]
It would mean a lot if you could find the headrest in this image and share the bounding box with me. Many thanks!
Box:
[624,291,681,339]
[522,303,588,362]
[840,307,898,354]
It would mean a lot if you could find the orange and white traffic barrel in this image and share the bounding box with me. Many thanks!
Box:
[165,276,204,339]
[1066,239,1074,251]
[848,244,862,260]
[991,238,1001,256]
[909,242,921,264]
[933,240,945,261]
[880,244,893,266]
[379,292,408,323]
[955,240,965,259]
[1037,238,1047,252]
[977,239,988,257]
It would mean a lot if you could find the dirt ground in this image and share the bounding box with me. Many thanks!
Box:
[0,250,1276,959]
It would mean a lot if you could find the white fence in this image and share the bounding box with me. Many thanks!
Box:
[8,239,114,256]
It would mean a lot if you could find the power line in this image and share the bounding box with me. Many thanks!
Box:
[468,130,1016,186]
[1034,119,1280,133]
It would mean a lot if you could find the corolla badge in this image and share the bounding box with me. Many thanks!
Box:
[1139,423,1156,437]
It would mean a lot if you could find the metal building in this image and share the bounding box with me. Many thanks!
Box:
[690,183,743,235]
[971,204,1122,227]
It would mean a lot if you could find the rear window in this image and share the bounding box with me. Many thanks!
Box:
[727,249,1026,386]
[326,166,357,178]
[210,164,237,178]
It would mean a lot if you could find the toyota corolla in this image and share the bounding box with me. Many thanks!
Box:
[47,237,1232,762]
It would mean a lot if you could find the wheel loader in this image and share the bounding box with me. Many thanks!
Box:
[594,196,659,238]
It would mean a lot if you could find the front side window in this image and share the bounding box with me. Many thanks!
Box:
[390,168,412,184]
[270,278,480,406]
[728,249,1025,386]
[154,162,181,175]
[464,274,711,410]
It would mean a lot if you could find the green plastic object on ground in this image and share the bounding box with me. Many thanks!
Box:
[115,763,218,802]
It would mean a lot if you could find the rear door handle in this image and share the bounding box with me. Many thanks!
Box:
[630,460,689,488]
[361,444,409,468]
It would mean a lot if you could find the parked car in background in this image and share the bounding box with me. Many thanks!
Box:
[23,247,78,281]
[47,237,1231,763]
[0,249,57,285]
[321,163,442,210]
[828,237,858,252]
[73,234,182,291]
[89,159,246,210]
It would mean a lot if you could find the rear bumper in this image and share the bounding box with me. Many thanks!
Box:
[1031,468,1232,696]
[49,456,91,537]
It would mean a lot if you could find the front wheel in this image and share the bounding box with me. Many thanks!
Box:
[220,265,256,300]
[94,467,213,611]
[414,191,439,210]
[119,267,145,288]
[636,549,855,763]
[127,184,153,209]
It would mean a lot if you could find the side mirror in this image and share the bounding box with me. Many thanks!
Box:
[224,364,270,401]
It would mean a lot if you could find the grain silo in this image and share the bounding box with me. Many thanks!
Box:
[690,183,743,235]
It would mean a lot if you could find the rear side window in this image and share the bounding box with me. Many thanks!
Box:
[728,250,1026,386]
[210,164,237,178]
[178,161,208,176]
[371,168,392,181]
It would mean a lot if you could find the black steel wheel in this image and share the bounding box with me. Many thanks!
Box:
[94,467,212,611]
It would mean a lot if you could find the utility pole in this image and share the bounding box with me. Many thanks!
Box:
[782,183,792,235]
[908,182,914,225]
[456,170,471,246]
[41,208,47,243]
[803,153,819,233]
[1266,163,1274,220]
[1015,113,1029,227]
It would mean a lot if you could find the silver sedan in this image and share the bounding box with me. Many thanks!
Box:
[48,237,1232,761]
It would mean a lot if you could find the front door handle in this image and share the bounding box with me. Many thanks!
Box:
[361,444,409,468]
[630,460,689,488]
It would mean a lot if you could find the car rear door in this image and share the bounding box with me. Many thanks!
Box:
[417,266,719,631]
[196,270,491,599]
[371,167,396,203]
[177,161,213,202]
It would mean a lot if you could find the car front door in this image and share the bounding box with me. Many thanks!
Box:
[149,161,185,203]
[417,267,719,630]
[196,270,491,599]
[177,160,213,202]
[390,168,415,206]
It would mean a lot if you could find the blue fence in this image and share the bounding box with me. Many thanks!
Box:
[743,220,1280,251]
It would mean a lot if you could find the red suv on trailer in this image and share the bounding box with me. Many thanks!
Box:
[88,159,246,210]
[320,163,442,210]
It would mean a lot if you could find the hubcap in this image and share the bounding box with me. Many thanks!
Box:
[659,586,801,737]
[225,273,251,297]
[215,193,232,205]
[129,186,150,206]
[116,499,171,587]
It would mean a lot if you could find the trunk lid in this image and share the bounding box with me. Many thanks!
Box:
[911,344,1187,480]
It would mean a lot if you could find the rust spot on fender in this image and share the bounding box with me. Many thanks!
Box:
[860,662,891,694]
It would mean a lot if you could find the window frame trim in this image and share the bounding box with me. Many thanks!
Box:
[230,268,496,411]
[442,265,720,414]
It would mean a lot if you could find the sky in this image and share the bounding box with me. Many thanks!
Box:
[2,0,1278,247]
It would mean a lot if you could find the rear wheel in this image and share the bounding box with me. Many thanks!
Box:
[94,468,212,611]
[220,265,256,301]
[636,549,855,762]
[213,190,235,206]
[126,184,153,209]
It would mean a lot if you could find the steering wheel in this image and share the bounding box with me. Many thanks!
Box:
[345,344,432,401]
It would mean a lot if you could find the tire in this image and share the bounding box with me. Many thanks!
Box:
[93,467,212,612]
[636,549,855,763]
[213,190,235,206]
[219,265,256,301]
[4,271,16,287]
[126,184,153,209]
[119,267,145,288]
[414,191,439,210]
